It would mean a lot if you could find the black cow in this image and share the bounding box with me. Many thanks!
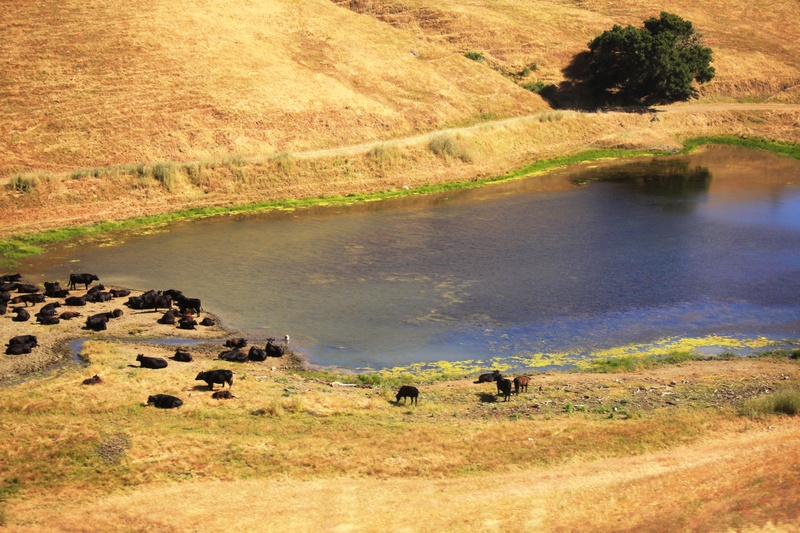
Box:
[396,385,419,406]
[225,338,247,349]
[8,335,38,347]
[59,311,82,320]
[0,301,6,315]
[212,390,236,400]
[136,354,168,369]
[88,291,113,303]
[265,339,285,358]
[177,296,202,316]
[38,302,61,315]
[497,378,512,401]
[199,317,216,327]
[475,370,502,384]
[158,310,177,325]
[178,316,197,330]
[0,273,22,283]
[218,348,247,362]
[195,369,233,390]
[247,346,266,361]
[171,348,192,362]
[147,394,183,409]
[11,293,45,307]
[162,289,184,301]
[69,273,100,290]
[109,289,130,298]
[12,308,30,322]
[82,375,102,385]
[0,290,10,302]
[0,283,16,292]
[6,341,35,355]
[85,314,108,331]
[14,283,39,294]
[86,284,106,297]
[65,296,87,306]
[44,281,66,297]
[37,316,60,326]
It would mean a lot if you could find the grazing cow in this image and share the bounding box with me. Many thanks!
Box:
[136,354,168,369]
[264,338,285,358]
[199,317,216,327]
[12,308,30,322]
[147,394,183,409]
[82,375,102,385]
[14,283,39,294]
[8,335,38,347]
[497,378,512,401]
[475,370,502,384]
[225,338,247,349]
[195,369,233,390]
[0,273,22,283]
[69,273,100,290]
[85,314,108,331]
[177,296,202,316]
[513,376,530,394]
[59,311,82,320]
[247,346,266,361]
[218,348,247,362]
[64,296,87,306]
[396,385,419,406]
[172,348,193,362]
[162,289,184,301]
[109,289,130,298]
[178,316,197,330]
[212,390,236,400]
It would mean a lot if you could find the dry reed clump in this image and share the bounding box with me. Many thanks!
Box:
[427,134,474,163]
[366,144,405,170]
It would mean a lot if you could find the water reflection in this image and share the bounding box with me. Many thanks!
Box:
[20,146,800,370]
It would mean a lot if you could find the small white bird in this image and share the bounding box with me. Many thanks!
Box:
[284,334,290,344]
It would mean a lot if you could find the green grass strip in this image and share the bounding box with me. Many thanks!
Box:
[0,137,796,267]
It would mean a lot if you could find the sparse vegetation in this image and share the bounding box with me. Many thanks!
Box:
[8,175,37,193]
[464,51,485,62]
[740,386,800,416]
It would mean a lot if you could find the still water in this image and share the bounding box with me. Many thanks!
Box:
[21,146,800,370]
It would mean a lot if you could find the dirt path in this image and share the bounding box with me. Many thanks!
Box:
[8,418,800,531]
[282,103,800,160]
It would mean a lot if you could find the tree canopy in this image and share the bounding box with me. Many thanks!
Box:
[581,12,715,105]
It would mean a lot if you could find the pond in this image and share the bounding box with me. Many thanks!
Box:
[20,146,800,371]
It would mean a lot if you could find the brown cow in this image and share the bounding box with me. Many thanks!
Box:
[513,376,530,394]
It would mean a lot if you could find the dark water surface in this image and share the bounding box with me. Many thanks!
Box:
[21,146,800,370]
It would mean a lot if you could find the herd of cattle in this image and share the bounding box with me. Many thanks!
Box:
[4,272,533,409]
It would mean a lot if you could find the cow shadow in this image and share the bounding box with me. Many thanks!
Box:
[477,392,499,403]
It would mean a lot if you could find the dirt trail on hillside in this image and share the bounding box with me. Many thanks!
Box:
[9,418,800,531]
[286,103,800,160]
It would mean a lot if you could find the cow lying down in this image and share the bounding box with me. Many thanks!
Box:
[147,394,183,409]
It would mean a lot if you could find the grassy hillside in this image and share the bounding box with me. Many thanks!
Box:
[0,0,543,178]
[2,0,799,181]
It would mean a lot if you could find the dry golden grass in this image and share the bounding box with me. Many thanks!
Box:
[1,347,800,531]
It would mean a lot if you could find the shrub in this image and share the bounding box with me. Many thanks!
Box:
[464,51,485,62]
[366,144,403,168]
[151,162,178,191]
[428,135,473,163]
[8,175,36,193]
[741,386,800,417]
[521,81,546,93]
